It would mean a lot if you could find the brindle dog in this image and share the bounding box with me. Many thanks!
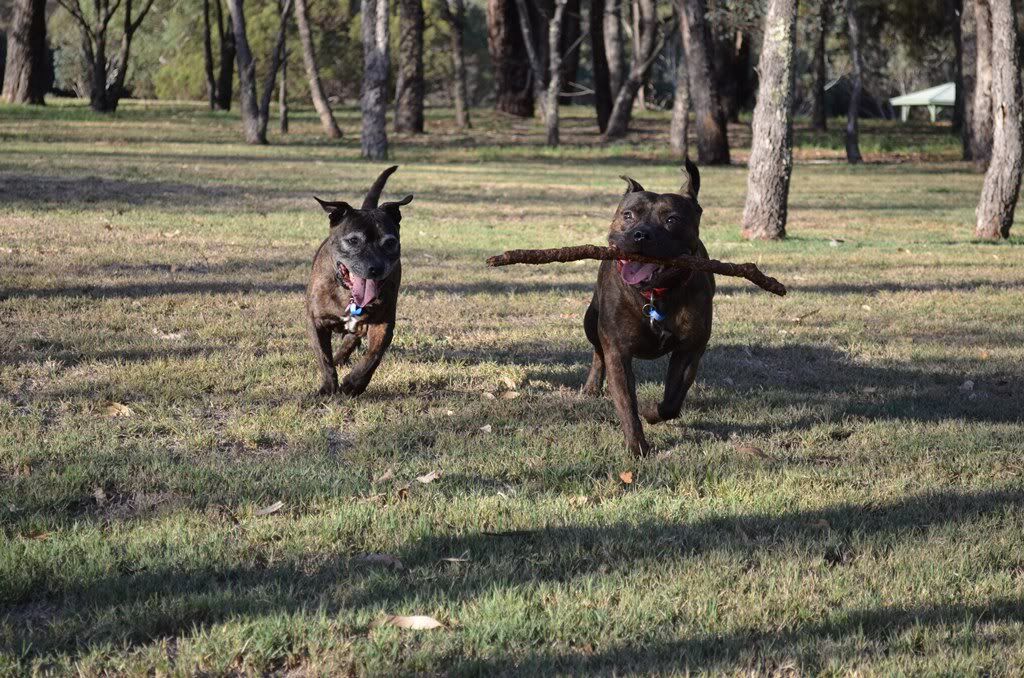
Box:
[306,166,412,396]
[582,160,715,455]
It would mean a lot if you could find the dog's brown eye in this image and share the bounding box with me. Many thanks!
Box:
[622,211,634,221]
[666,216,678,225]
[382,237,398,251]
[345,236,360,247]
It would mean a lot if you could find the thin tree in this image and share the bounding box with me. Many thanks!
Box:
[605,0,625,96]
[603,0,659,139]
[669,33,689,158]
[947,0,963,131]
[203,0,218,110]
[514,0,571,146]
[214,0,235,111]
[558,0,582,105]
[57,0,157,112]
[810,0,830,131]
[677,0,729,164]
[3,0,48,105]
[844,0,863,163]
[961,0,977,159]
[741,0,798,241]
[488,0,534,116]
[439,0,472,129]
[294,0,342,137]
[970,0,994,166]
[226,0,291,144]
[279,1,288,135]
[590,0,613,131]
[974,0,1021,240]
[362,0,390,159]
[395,0,425,133]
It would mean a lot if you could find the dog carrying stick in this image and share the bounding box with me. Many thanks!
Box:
[486,245,787,296]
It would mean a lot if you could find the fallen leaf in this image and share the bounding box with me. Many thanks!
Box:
[379,615,445,630]
[500,391,520,399]
[25,531,51,541]
[161,230,181,239]
[440,555,470,563]
[103,401,134,418]
[861,304,872,311]
[861,386,878,394]
[481,392,496,400]
[959,380,975,392]
[372,468,395,485]
[93,487,107,506]
[445,409,455,416]
[618,471,634,484]
[255,500,285,516]
[479,424,492,434]
[416,470,441,484]
[354,553,404,570]
[735,444,769,459]
[500,376,518,390]
[397,484,410,501]
[569,495,590,507]
[655,450,674,461]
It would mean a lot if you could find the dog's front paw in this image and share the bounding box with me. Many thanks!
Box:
[642,403,663,425]
[317,380,340,397]
[340,376,368,397]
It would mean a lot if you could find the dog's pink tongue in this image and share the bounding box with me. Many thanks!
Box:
[349,275,379,307]
[620,262,659,285]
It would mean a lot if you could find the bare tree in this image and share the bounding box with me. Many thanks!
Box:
[961,0,977,158]
[488,0,534,116]
[294,0,342,138]
[810,0,830,131]
[605,0,625,96]
[844,0,863,163]
[440,0,472,129]
[395,0,425,133]
[362,0,390,159]
[278,1,288,135]
[3,0,48,105]
[741,0,798,241]
[558,0,582,105]
[203,0,218,109]
[971,0,994,166]
[590,0,613,131]
[669,35,689,158]
[57,0,157,112]
[514,0,570,145]
[226,0,291,144]
[603,0,659,139]
[677,0,729,164]
[214,0,235,111]
[975,0,1021,240]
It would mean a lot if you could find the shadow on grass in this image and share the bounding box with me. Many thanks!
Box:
[0,173,248,208]
[3,487,1023,670]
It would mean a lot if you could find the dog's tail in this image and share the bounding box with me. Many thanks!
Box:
[362,165,399,209]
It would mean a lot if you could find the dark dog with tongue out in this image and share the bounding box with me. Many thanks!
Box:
[306,166,412,396]
[582,160,715,455]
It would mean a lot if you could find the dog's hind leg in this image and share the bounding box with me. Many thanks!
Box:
[581,302,605,396]
[333,333,361,365]
[643,349,703,425]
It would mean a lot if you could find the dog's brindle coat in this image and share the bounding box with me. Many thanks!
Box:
[583,160,714,455]
[306,166,412,396]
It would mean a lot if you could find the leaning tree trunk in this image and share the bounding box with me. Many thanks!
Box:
[203,0,217,109]
[975,0,1022,240]
[227,0,265,143]
[294,0,342,137]
[488,0,534,116]
[253,0,291,140]
[590,0,613,131]
[678,0,730,164]
[361,0,390,159]
[441,0,472,129]
[279,14,288,135]
[971,0,994,166]
[844,0,863,163]
[604,0,625,96]
[810,0,829,131]
[215,0,235,110]
[558,0,582,105]
[961,0,977,159]
[546,0,571,144]
[741,0,798,241]
[395,0,425,133]
[669,40,689,158]
[603,0,657,139]
[3,0,48,105]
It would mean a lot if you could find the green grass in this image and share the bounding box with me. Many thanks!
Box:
[1,99,1022,676]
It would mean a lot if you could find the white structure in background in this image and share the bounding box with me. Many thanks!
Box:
[890,82,955,122]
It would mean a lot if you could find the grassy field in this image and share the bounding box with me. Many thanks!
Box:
[1,100,1023,676]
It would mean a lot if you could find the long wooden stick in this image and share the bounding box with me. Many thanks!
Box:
[486,245,787,296]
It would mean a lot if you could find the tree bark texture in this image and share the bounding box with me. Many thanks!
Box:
[203,0,218,109]
[441,0,472,128]
[395,0,425,133]
[294,0,343,137]
[590,0,613,131]
[214,0,235,110]
[603,0,658,139]
[677,0,729,164]
[3,0,48,105]
[226,0,265,142]
[971,0,994,166]
[669,40,689,158]
[604,0,625,97]
[362,0,390,159]
[488,0,534,116]
[844,0,863,163]
[810,0,829,130]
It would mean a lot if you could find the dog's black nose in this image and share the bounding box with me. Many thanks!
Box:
[368,265,383,278]
[632,228,648,242]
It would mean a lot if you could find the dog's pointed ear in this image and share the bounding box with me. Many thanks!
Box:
[381,194,413,224]
[680,159,700,199]
[314,196,351,227]
[619,176,644,194]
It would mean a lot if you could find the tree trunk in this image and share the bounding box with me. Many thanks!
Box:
[604,0,624,96]
[279,20,288,134]
[844,0,863,163]
[810,0,829,131]
[971,0,994,166]
[741,0,798,241]
[361,0,390,159]
[488,0,534,116]
[974,0,1021,239]
[678,0,729,164]
[714,30,750,123]
[961,0,976,159]
[395,0,425,132]
[547,0,570,144]
[256,0,291,139]
[558,0,581,105]
[590,0,613,131]
[89,35,110,112]
[948,0,964,131]
[441,0,472,129]
[227,0,265,143]
[669,40,689,158]
[203,0,217,109]
[603,0,657,139]
[294,0,342,137]
[215,0,235,111]
[3,0,48,105]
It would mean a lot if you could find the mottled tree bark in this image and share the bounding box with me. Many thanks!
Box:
[558,0,581,105]
[961,0,977,159]
[514,0,569,145]
[488,0,534,116]
[214,0,235,111]
[603,0,658,139]
[844,0,863,163]
[294,0,343,137]
[810,0,830,131]
[226,0,264,142]
[3,0,48,105]
[278,11,288,135]
[947,0,964,131]
[395,0,425,133]
[203,0,218,109]
[256,0,292,139]
[590,0,613,131]
[440,0,472,128]
[975,0,1021,239]
[677,0,729,164]
[604,0,625,96]
[971,0,994,166]
[741,0,798,241]
[669,39,689,158]
[361,0,390,159]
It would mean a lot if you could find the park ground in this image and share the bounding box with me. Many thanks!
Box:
[1,101,1023,675]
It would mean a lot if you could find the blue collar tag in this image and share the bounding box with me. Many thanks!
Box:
[643,304,665,322]
[347,302,364,317]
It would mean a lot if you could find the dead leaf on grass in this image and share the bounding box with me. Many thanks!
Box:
[734,444,769,459]
[500,376,518,390]
[377,615,445,630]
[255,500,285,516]
[103,401,134,418]
[372,468,395,485]
[416,470,441,484]
[354,553,405,570]
[479,424,492,434]
[618,471,634,484]
[481,392,496,400]
[93,487,108,506]
[500,391,520,399]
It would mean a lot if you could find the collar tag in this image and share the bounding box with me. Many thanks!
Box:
[347,302,364,316]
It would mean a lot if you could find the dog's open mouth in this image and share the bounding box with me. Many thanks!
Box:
[618,261,662,287]
[337,262,380,307]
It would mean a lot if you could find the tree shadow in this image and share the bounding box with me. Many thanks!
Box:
[0,173,246,208]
